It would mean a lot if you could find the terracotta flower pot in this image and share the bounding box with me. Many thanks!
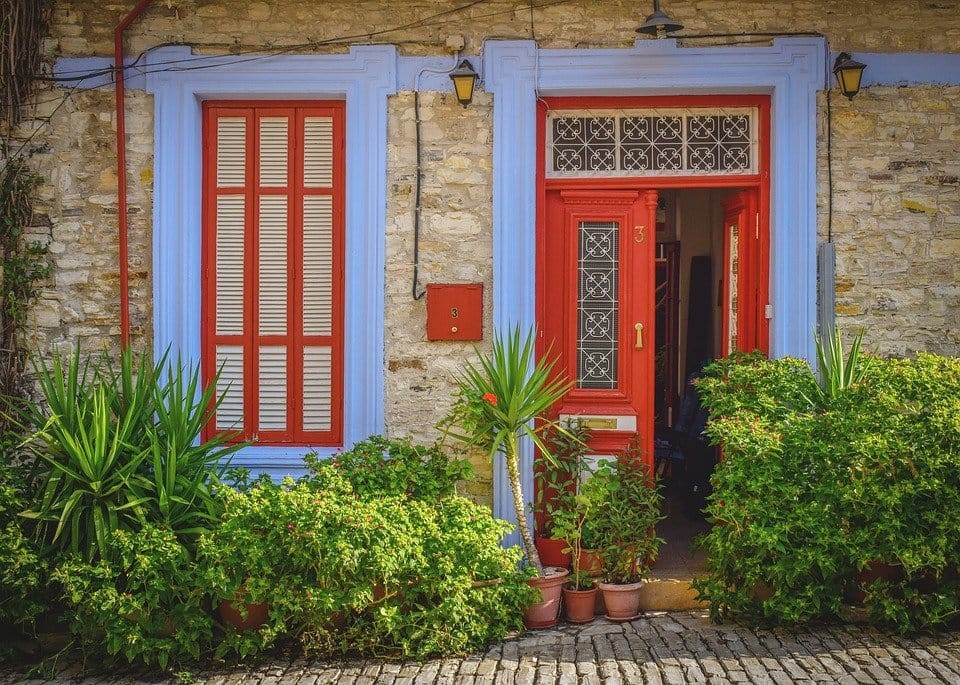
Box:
[218,597,268,631]
[597,581,643,621]
[562,585,598,624]
[523,567,569,629]
[577,548,603,577]
[535,535,572,569]
[844,561,904,605]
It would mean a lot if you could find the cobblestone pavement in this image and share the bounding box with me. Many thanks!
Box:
[4,611,960,684]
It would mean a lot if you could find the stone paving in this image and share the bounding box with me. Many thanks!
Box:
[4,611,960,685]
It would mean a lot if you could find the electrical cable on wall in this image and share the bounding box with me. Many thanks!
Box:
[412,54,459,301]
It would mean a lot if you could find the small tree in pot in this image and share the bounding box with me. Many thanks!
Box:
[592,454,664,621]
[441,327,574,628]
[534,419,591,568]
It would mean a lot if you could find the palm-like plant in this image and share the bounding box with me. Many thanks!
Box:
[441,327,571,576]
[805,327,870,407]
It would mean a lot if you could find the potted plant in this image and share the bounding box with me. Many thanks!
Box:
[552,483,603,623]
[441,327,574,629]
[534,419,591,568]
[592,455,664,621]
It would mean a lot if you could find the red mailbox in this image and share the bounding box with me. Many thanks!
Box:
[426,283,483,341]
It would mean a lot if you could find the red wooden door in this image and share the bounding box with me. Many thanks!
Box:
[542,188,658,469]
[721,188,767,355]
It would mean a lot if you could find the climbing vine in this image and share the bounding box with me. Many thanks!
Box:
[1,0,51,130]
[0,155,50,435]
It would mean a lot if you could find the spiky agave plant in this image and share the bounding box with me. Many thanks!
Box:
[441,327,571,576]
[806,326,870,407]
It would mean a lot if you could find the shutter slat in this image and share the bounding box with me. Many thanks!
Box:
[303,346,332,431]
[217,117,246,187]
[259,117,289,187]
[216,196,245,335]
[303,196,333,336]
[303,117,333,187]
[259,346,287,431]
[258,196,288,335]
[215,345,244,430]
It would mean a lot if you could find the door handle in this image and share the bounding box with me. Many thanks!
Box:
[635,322,644,350]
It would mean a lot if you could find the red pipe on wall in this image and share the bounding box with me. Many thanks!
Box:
[114,0,155,350]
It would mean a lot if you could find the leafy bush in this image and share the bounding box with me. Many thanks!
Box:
[694,351,960,631]
[304,435,472,500]
[0,459,45,661]
[21,347,241,561]
[54,525,213,669]
[199,474,535,660]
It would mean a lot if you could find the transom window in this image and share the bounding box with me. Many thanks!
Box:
[547,108,757,178]
[201,102,345,446]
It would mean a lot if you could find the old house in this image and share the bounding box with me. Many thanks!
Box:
[11,1,960,561]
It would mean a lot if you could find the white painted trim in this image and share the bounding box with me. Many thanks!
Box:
[484,37,826,547]
[145,45,396,478]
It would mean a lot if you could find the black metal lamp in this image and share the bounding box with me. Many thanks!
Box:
[833,52,866,100]
[636,0,684,39]
[449,59,478,106]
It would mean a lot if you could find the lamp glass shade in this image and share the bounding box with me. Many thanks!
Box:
[449,60,478,106]
[833,54,866,99]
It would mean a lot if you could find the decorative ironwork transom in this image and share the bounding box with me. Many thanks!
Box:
[548,108,757,178]
[577,221,619,390]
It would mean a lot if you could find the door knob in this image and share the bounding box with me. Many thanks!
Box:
[635,322,644,350]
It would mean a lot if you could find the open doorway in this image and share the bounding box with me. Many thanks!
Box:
[653,187,760,576]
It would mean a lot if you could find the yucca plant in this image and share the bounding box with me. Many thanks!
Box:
[22,351,152,561]
[441,327,572,576]
[21,347,241,561]
[805,326,870,408]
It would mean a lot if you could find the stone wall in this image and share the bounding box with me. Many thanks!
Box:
[384,90,495,504]
[7,1,960,503]
[820,86,960,357]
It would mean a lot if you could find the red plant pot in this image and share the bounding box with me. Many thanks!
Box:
[535,535,571,569]
[218,598,268,631]
[844,561,904,605]
[523,568,569,629]
[562,585,598,624]
[597,581,643,621]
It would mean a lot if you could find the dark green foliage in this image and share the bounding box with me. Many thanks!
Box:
[54,525,213,670]
[0,459,45,662]
[199,474,535,661]
[303,435,472,500]
[694,352,960,631]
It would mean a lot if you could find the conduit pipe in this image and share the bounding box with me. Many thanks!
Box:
[114,0,155,350]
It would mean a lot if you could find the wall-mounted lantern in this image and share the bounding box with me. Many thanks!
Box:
[636,0,684,39]
[449,59,478,107]
[833,52,866,100]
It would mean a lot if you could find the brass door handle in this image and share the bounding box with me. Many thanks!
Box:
[635,322,644,350]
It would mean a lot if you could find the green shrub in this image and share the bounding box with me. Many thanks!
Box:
[303,435,472,500]
[199,474,535,660]
[694,351,960,631]
[0,458,45,661]
[54,525,213,669]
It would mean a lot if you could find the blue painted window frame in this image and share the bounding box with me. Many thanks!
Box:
[145,46,396,478]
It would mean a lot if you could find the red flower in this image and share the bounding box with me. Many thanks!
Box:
[482,392,498,406]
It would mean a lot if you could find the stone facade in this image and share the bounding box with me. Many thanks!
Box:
[822,87,960,357]
[7,1,960,504]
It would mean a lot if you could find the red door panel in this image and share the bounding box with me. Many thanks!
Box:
[721,188,767,356]
[542,188,657,469]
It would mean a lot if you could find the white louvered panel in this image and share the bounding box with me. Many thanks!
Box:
[303,117,334,187]
[258,346,287,431]
[258,196,288,335]
[216,195,245,336]
[216,117,247,187]
[215,346,244,431]
[302,196,333,336]
[259,117,289,187]
[302,346,333,431]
